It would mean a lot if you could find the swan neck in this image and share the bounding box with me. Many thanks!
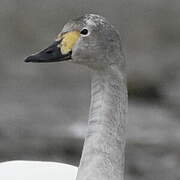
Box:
[76,67,127,180]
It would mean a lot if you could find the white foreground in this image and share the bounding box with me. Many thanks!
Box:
[0,161,77,180]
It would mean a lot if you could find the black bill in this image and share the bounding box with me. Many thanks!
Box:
[24,41,72,63]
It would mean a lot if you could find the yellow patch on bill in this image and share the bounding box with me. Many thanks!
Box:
[57,31,80,55]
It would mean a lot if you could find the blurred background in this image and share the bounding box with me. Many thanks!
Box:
[0,0,180,179]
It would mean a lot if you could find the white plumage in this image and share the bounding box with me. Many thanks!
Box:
[0,161,77,180]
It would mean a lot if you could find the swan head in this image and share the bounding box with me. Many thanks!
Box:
[25,14,124,70]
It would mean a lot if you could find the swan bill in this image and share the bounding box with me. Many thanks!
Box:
[24,30,81,63]
[24,41,72,63]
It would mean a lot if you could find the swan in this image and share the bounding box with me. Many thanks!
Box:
[0,14,127,180]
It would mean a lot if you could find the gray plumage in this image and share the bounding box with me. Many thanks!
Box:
[66,14,128,180]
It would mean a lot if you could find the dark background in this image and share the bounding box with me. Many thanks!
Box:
[0,0,180,179]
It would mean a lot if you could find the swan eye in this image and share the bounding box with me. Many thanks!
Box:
[80,29,89,36]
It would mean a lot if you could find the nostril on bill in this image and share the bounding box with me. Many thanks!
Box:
[46,49,53,54]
